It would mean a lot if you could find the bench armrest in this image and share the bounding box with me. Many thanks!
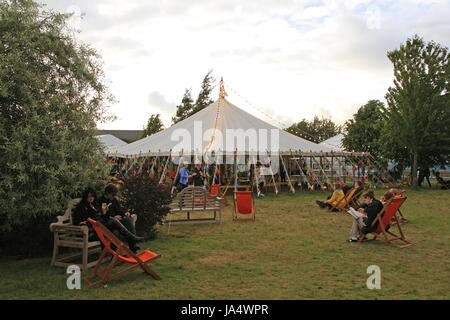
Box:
[50,223,89,235]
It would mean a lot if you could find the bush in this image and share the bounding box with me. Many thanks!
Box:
[120,175,171,239]
[0,1,114,232]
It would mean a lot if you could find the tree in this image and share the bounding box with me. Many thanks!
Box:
[193,70,215,114]
[172,88,194,124]
[0,0,113,233]
[383,35,450,186]
[341,100,385,157]
[172,71,216,125]
[286,116,341,143]
[142,114,164,138]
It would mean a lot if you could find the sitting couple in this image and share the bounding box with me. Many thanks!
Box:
[347,190,394,242]
[72,184,144,253]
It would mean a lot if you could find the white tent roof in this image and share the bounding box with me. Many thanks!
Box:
[113,98,332,157]
[96,134,128,154]
[320,133,345,151]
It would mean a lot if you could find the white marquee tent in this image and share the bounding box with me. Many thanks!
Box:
[112,97,333,157]
[320,133,345,152]
[96,134,128,154]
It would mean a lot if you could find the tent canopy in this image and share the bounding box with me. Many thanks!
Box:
[320,133,345,152]
[113,97,333,157]
[96,134,128,154]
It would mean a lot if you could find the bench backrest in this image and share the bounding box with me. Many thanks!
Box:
[174,186,220,210]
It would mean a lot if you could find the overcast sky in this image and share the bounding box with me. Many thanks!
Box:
[41,0,450,130]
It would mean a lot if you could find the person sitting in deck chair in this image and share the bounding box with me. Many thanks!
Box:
[316,183,345,211]
[347,190,392,242]
[98,184,144,253]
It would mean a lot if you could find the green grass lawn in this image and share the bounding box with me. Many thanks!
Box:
[0,188,449,299]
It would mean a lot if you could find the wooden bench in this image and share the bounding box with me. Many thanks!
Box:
[167,187,222,224]
[49,199,137,270]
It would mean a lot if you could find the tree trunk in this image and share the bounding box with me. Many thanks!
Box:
[411,152,419,187]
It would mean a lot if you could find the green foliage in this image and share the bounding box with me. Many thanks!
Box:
[193,70,215,114]
[120,175,171,239]
[172,88,194,124]
[142,114,164,138]
[0,0,113,232]
[172,70,216,124]
[286,116,341,143]
[383,35,450,185]
[342,100,385,157]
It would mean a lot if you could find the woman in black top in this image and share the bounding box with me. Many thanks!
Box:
[72,188,101,226]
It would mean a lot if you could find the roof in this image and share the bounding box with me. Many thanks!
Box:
[95,134,128,154]
[98,130,143,143]
[113,98,332,157]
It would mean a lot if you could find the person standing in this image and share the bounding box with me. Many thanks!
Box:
[177,162,189,191]
[192,162,206,187]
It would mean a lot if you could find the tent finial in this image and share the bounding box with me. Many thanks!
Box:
[219,77,228,99]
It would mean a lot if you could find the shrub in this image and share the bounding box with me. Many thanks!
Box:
[120,175,171,239]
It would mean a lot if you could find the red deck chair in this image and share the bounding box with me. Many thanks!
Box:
[233,191,255,221]
[84,218,161,288]
[209,184,221,197]
[359,196,412,248]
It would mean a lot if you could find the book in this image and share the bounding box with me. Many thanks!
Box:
[347,207,363,219]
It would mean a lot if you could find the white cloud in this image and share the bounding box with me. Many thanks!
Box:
[39,0,450,129]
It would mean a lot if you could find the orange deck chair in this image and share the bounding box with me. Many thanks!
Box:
[328,188,357,212]
[359,196,412,248]
[84,218,161,288]
[233,191,255,221]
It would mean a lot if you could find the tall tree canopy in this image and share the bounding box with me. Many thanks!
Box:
[142,114,164,138]
[193,70,215,114]
[172,71,216,124]
[383,35,449,186]
[341,100,385,157]
[0,0,113,231]
[286,116,341,143]
[172,88,194,124]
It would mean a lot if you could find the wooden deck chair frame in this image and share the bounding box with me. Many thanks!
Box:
[327,188,357,212]
[348,188,365,209]
[84,219,161,288]
[358,196,412,248]
[233,190,255,221]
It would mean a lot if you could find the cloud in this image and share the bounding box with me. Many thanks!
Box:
[38,0,450,130]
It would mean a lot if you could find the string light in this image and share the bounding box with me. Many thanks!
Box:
[225,84,322,144]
